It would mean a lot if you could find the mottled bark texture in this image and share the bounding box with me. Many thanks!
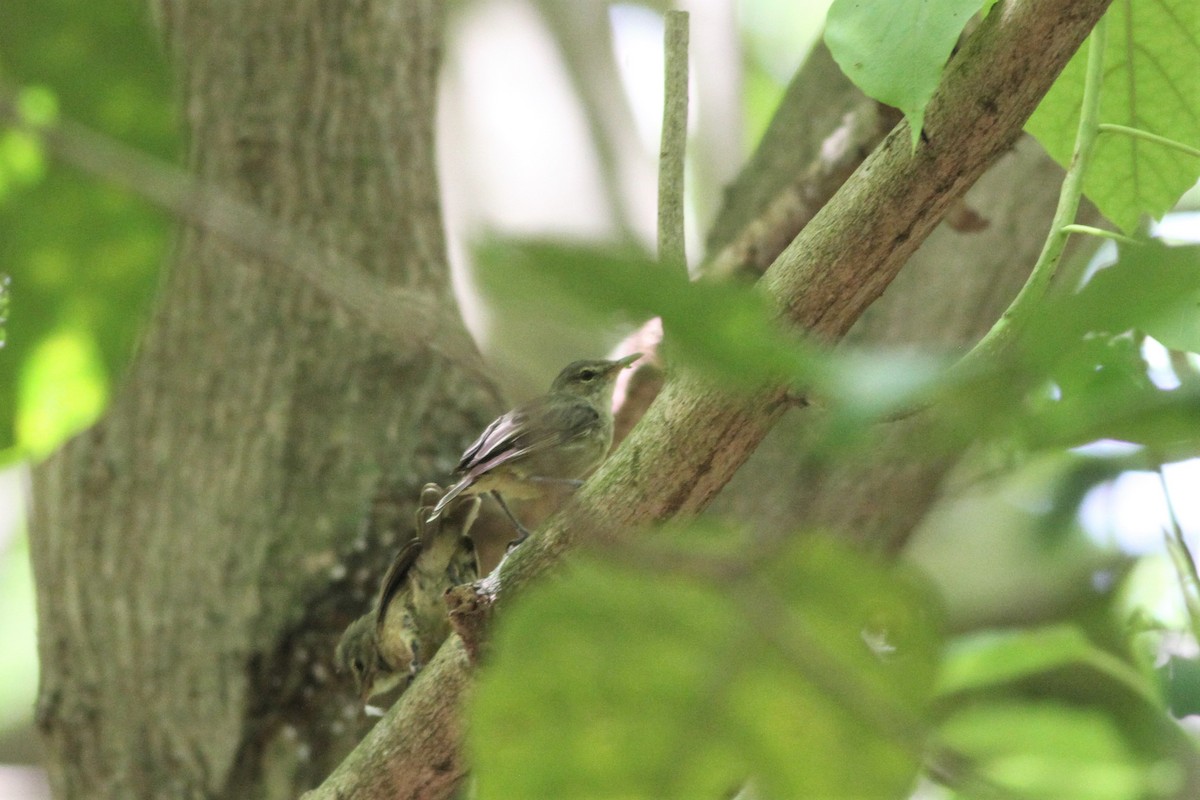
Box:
[29,2,497,798]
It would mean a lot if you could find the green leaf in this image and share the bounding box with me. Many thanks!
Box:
[824,0,988,147]
[1034,455,1133,547]
[471,532,942,799]
[937,625,1162,709]
[1026,1,1200,232]
[15,85,59,127]
[1110,242,1200,354]
[16,326,108,459]
[475,239,822,390]
[0,1,176,453]
[935,626,1186,797]
[961,241,1200,453]
[0,129,46,191]
[938,701,1180,799]
[1025,242,1200,354]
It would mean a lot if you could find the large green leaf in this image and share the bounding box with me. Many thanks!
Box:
[930,241,1200,456]
[470,532,942,799]
[938,625,1161,707]
[0,0,176,457]
[934,624,1188,798]
[938,701,1179,799]
[1022,242,1200,354]
[824,0,988,147]
[1027,1,1200,232]
[475,239,821,390]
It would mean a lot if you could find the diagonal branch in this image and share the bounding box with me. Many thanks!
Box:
[0,93,492,385]
[306,1,1114,798]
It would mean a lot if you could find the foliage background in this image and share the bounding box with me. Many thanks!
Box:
[2,0,1200,797]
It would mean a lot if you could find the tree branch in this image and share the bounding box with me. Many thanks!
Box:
[0,93,492,387]
[657,10,690,273]
[307,2,1113,797]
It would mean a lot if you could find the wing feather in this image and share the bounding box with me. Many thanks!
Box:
[457,398,599,480]
[373,537,422,636]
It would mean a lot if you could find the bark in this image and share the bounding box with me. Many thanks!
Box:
[309,2,1113,798]
[712,135,1082,554]
[29,1,497,798]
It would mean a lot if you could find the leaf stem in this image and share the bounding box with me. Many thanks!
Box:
[961,16,1108,368]
[1159,468,1200,646]
[1058,223,1140,245]
[1098,123,1200,160]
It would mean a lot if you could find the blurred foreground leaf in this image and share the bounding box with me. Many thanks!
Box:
[471,532,942,799]
[930,242,1200,459]
[939,701,1180,799]
[476,239,819,390]
[938,625,1159,707]
[0,0,176,454]
[934,624,1192,798]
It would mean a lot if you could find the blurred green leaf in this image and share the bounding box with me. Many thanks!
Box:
[824,0,987,147]
[1026,1,1200,232]
[0,0,176,454]
[1108,243,1200,355]
[938,701,1179,799]
[0,129,46,192]
[1160,655,1200,718]
[15,85,59,126]
[938,625,1161,709]
[471,532,942,799]
[1027,242,1200,353]
[935,623,1187,798]
[17,327,108,458]
[1024,384,1200,454]
[936,242,1200,456]
[1035,455,1132,547]
[476,239,821,390]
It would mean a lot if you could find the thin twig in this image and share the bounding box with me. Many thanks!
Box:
[1159,468,1200,646]
[657,10,689,273]
[961,16,1108,371]
[706,99,894,281]
[0,90,495,389]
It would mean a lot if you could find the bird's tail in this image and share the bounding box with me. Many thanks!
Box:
[426,476,471,525]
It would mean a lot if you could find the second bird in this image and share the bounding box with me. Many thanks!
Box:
[427,353,641,541]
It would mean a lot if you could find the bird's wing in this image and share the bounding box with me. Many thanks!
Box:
[459,398,599,479]
[373,536,423,637]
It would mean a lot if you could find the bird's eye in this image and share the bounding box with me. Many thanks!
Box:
[352,657,366,675]
[579,369,597,381]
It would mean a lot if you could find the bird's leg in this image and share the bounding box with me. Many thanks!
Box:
[491,491,534,546]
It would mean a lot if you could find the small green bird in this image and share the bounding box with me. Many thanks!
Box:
[427,353,641,541]
[336,485,479,704]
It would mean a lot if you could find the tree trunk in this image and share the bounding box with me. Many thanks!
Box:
[29,1,496,797]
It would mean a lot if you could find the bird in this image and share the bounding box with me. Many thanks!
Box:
[336,484,479,704]
[426,353,641,542]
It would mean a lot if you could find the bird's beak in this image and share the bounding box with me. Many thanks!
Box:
[611,352,642,371]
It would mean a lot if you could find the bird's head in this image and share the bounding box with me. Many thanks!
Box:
[335,615,381,704]
[550,353,641,402]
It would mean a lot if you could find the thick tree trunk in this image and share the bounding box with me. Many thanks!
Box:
[28,2,496,798]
